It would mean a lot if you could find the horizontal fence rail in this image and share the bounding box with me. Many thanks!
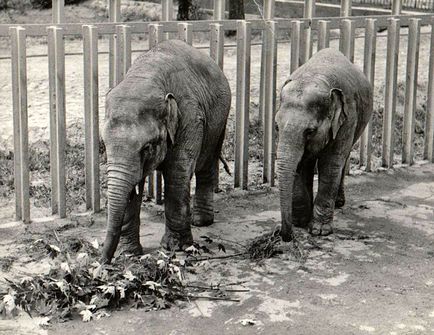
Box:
[1,13,434,223]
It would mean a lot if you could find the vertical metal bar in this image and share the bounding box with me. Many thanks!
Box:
[263,21,277,186]
[382,18,400,168]
[213,0,225,20]
[402,18,420,165]
[259,0,275,127]
[109,0,121,88]
[10,27,29,223]
[264,0,275,19]
[114,25,131,85]
[178,23,193,45]
[317,20,330,51]
[392,0,402,14]
[162,0,173,40]
[52,0,65,24]
[162,0,174,21]
[290,20,301,74]
[424,22,434,162]
[210,23,224,69]
[360,18,377,171]
[148,24,164,203]
[339,19,355,63]
[234,21,251,189]
[83,25,100,212]
[301,0,315,64]
[340,0,352,17]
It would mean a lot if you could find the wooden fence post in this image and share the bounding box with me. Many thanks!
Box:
[402,18,420,165]
[10,27,30,223]
[339,19,355,63]
[300,0,315,64]
[382,18,400,168]
[178,23,193,45]
[114,25,131,85]
[424,22,434,162]
[48,26,66,218]
[109,0,121,89]
[234,21,251,189]
[148,24,164,204]
[210,23,224,69]
[83,25,100,213]
[360,18,377,171]
[263,20,277,186]
[340,0,352,17]
[290,20,301,74]
[317,20,330,51]
[259,0,275,127]
[213,0,225,20]
[52,0,65,24]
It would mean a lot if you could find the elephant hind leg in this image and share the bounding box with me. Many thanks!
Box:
[192,163,217,227]
[119,179,145,256]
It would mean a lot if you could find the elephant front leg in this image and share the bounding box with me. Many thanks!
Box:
[310,155,346,236]
[193,165,216,227]
[119,178,145,256]
[292,158,315,228]
[335,157,349,209]
[160,162,194,250]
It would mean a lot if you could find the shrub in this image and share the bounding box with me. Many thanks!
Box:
[30,0,88,10]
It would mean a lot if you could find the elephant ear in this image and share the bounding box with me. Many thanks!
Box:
[164,93,178,145]
[329,88,347,140]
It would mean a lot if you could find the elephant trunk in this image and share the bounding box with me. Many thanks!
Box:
[101,165,138,263]
[277,133,304,242]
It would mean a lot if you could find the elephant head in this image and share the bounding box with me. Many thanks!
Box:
[101,86,178,263]
[275,78,347,241]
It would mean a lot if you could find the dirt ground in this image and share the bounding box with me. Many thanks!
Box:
[0,163,433,335]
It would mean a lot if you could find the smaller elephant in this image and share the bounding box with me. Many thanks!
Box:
[101,40,231,263]
[275,48,373,241]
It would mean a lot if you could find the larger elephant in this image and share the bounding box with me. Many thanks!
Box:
[275,48,373,241]
[101,40,231,263]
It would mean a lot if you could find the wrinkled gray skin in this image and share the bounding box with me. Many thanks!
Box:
[101,40,231,263]
[275,48,373,241]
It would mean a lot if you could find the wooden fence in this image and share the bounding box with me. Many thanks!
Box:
[321,0,434,11]
[1,10,434,223]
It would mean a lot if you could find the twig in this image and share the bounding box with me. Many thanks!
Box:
[189,252,246,262]
[186,285,249,293]
[187,295,240,302]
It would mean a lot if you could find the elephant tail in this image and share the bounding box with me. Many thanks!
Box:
[219,155,231,176]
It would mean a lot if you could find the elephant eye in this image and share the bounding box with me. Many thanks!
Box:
[305,127,317,137]
[140,143,152,155]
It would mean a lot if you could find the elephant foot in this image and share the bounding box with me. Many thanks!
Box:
[309,221,333,236]
[192,212,214,227]
[160,229,194,251]
[119,238,143,257]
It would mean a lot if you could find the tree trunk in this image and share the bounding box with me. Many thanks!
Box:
[226,0,245,37]
[229,0,245,20]
[177,0,192,20]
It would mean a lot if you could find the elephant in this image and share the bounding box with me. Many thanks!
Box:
[275,48,373,242]
[101,40,231,263]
